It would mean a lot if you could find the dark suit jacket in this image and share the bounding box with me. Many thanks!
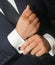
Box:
[0,0,55,65]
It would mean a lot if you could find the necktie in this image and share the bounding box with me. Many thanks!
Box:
[14,0,27,14]
[0,0,20,25]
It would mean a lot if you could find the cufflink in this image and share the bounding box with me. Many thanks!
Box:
[18,47,21,50]
[18,47,23,54]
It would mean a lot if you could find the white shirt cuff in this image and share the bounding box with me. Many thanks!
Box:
[43,33,55,56]
[7,29,25,54]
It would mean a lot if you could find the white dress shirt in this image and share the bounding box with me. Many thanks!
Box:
[43,34,55,56]
[0,0,55,55]
[8,0,19,14]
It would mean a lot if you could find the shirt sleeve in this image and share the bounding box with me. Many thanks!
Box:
[43,33,55,56]
[7,29,25,54]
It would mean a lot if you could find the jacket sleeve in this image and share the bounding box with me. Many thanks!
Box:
[28,0,51,35]
[0,12,18,65]
[34,0,55,38]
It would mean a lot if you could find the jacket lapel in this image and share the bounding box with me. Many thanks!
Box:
[0,0,20,25]
[14,0,27,15]
[0,0,30,25]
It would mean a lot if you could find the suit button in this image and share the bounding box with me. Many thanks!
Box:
[2,58,7,65]
[1,56,11,65]
[0,64,1,65]
[1,61,5,65]
[7,56,11,60]
[4,58,7,62]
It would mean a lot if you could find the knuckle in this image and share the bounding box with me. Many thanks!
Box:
[21,15,26,19]
[32,13,36,17]
[22,13,25,17]
[28,19,31,22]
[33,27,37,32]
[31,24,34,27]
[27,39,30,43]
[36,17,39,21]
[26,19,30,24]
[27,19,30,22]
[26,40,29,43]
[29,10,32,14]
[34,26,38,32]
[28,10,32,15]
[35,18,39,22]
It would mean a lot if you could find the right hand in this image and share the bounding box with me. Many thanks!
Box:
[16,5,40,39]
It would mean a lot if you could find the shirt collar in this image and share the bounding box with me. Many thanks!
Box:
[8,0,19,14]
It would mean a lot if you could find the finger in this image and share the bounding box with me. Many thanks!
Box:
[35,49,46,57]
[23,40,38,55]
[35,23,40,31]
[22,5,32,18]
[31,45,41,55]
[21,36,35,50]
[28,13,36,23]
[32,17,39,26]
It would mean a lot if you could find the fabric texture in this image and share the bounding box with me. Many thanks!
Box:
[0,0,55,65]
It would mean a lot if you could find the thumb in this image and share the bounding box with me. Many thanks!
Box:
[26,5,30,10]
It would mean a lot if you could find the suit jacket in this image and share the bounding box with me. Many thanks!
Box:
[0,0,55,65]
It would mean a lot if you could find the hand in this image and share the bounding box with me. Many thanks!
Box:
[16,5,40,39]
[21,34,51,56]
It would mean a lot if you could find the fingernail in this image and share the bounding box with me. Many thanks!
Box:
[23,51,27,55]
[23,48,28,55]
[36,54,39,57]
[27,5,30,9]
[31,52,34,55]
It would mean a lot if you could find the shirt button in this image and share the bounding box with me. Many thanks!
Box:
[7,56,11,60]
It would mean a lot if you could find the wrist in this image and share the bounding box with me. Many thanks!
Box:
[15,28,26,40]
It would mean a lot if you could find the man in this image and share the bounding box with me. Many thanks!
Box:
[0,0,55,65]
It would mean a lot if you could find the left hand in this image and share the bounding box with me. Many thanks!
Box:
[16,5,40,40]
[21,34,51,57]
